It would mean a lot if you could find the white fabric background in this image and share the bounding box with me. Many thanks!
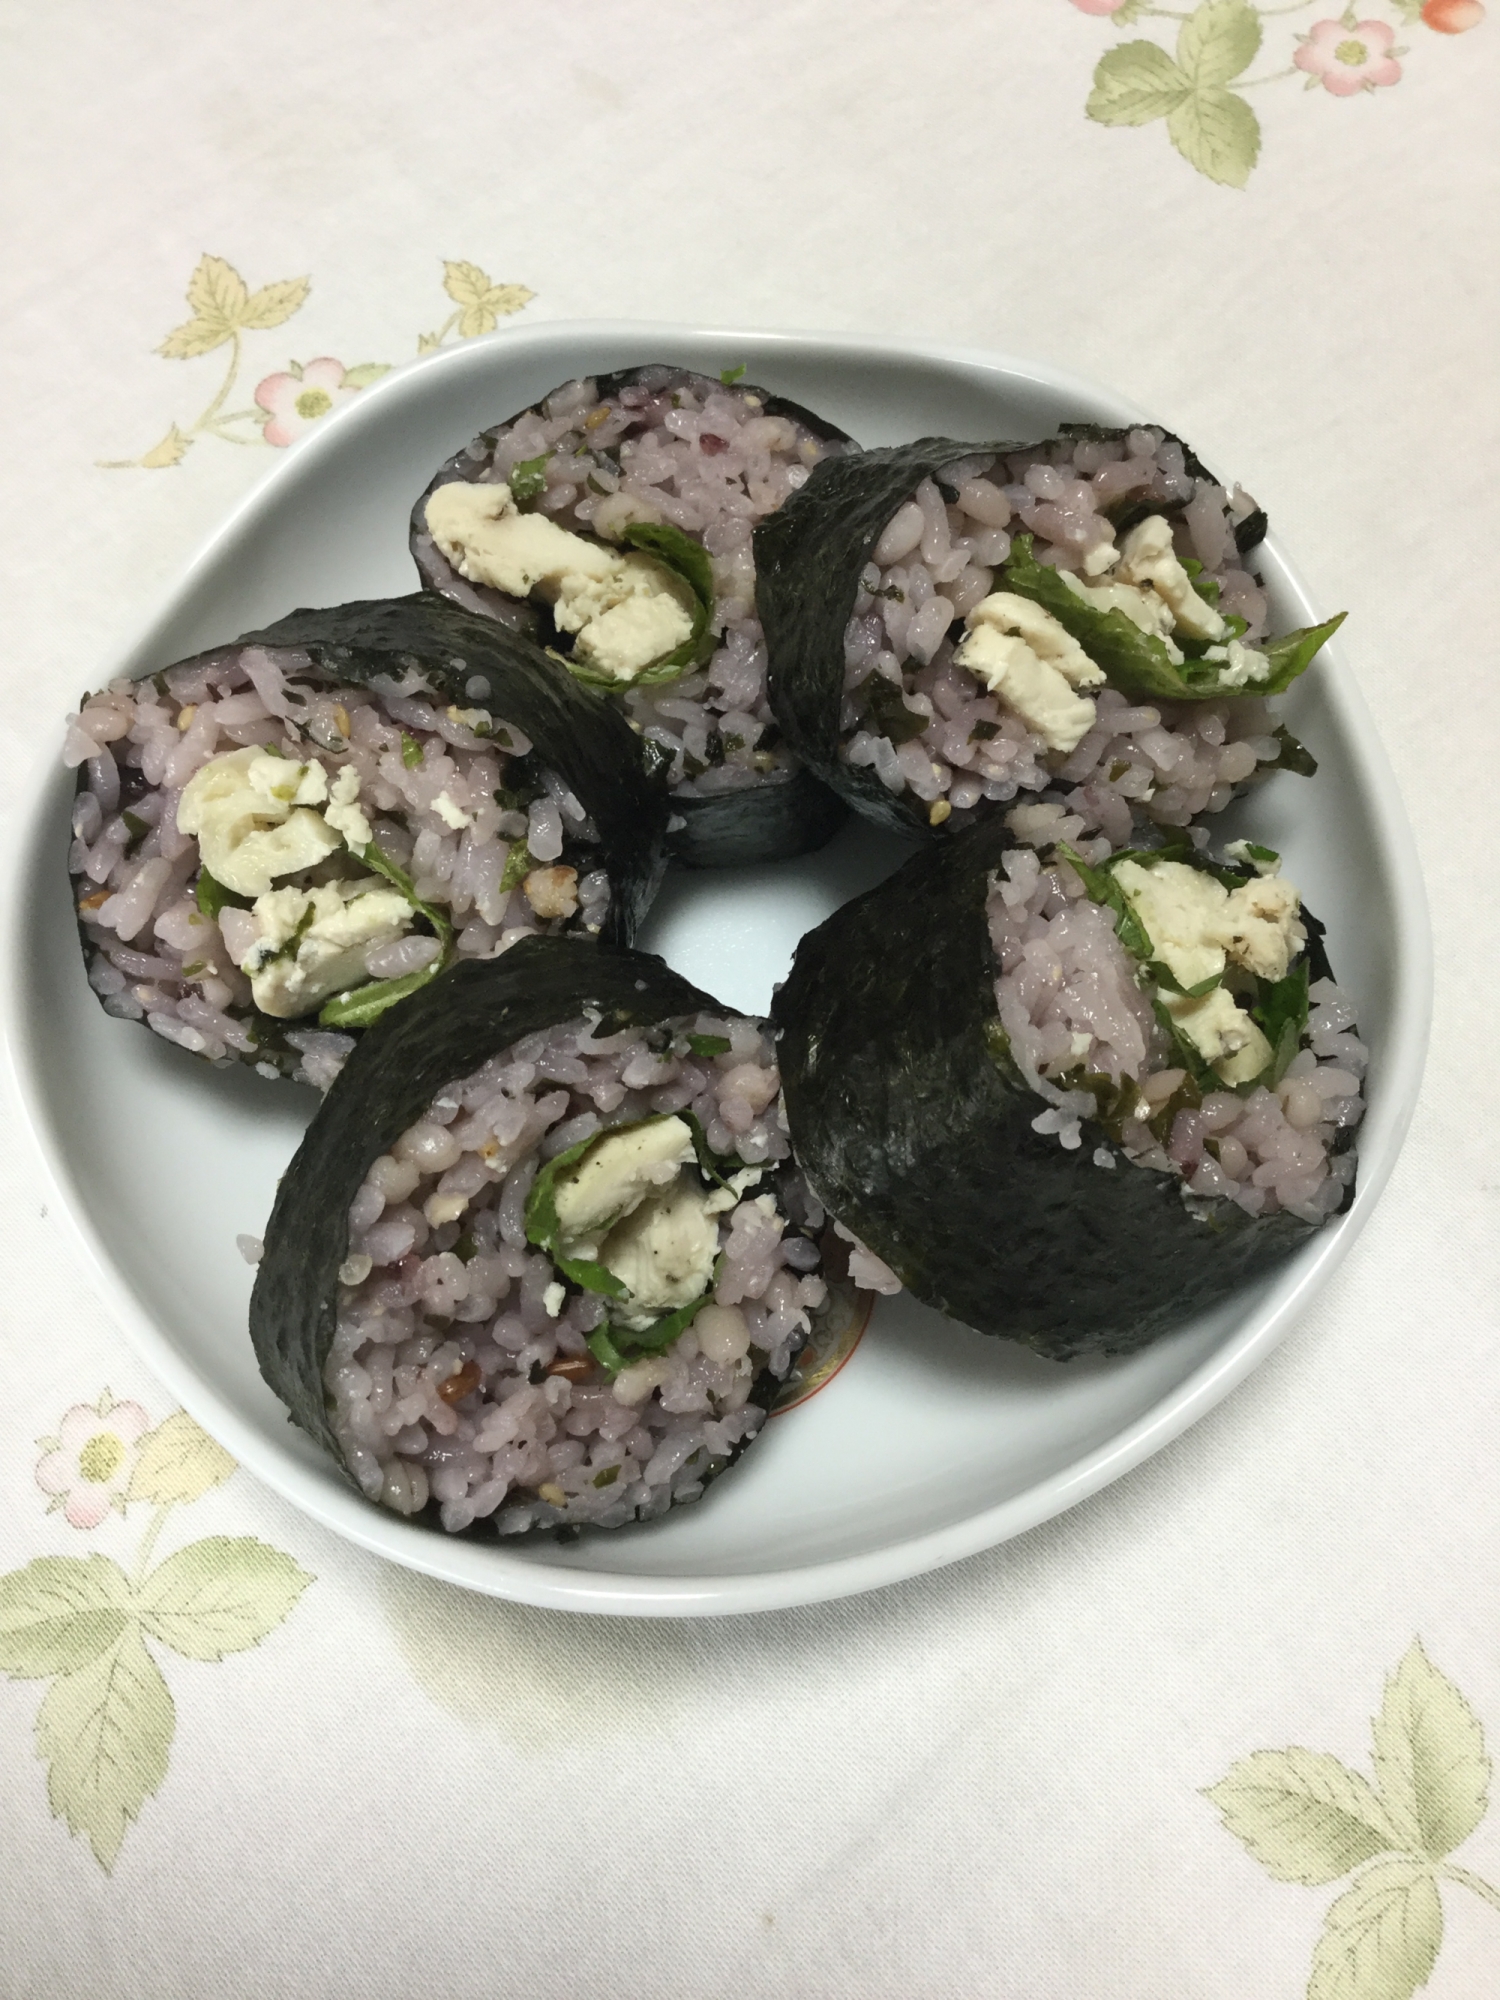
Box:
[2,4,1497,1994]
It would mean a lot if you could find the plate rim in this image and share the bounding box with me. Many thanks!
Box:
[1,318,1434,1617]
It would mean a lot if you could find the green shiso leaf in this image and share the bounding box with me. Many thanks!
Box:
[1256,614,1346,695]
[618,521,716,681]
[556,1255,628,1299]
[315,840,454,1029]
[982,1015,1015,1075]
[622,521,714,618]
[319,959,445,1030]
[522,1124,606,1263]
[1002,536,1196,702]
[681,1107,741,1189]
[524,1110,735,1343]
[1146,1068,1202,1145]
[1057,842,1153,964]
[1269,723,1319,777]
[509,454,549,507]
[586,1326,630,1374]
[1252,958,1311,1087]
[604,1284,717,1364]
[686,1033,731,1058]
[355,840,453,950]
[1056,1068,1142,1146]
[1180,556,1218,605]
[260,901,317,967]
[862,675,930,746]
[524,1111,731,1271]
[400,731,424,769]
[1000,535,1344,703]
[122,811,149,850]
[499,842,535,893]
[719,363,747,385]
[1145,959,1223,1000]
[1150,994,1222,1094]
[551,522,716,690]
[196,868,250,919]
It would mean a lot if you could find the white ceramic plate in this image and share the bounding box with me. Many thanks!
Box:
[3,322,1431,1616]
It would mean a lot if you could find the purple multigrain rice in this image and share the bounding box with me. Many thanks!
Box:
[66,649,612,1085]
[841,430,1290,838]
[986,845,1365,1223]
[413,368,849,801]
[325,1010,830,1533]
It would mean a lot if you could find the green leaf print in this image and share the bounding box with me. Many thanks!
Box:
[1307,1859,1443,2000]
[1207,1643,1500,1997]
[1175,0,1260,89]
[136,1536,311,1662]
[36,1624,175,1872]
[1372,1639,1491,1862]
[1205,1748,1403,1885]
[10,1390,316,1871]
[126,1410,236,1508]
[1087,42,1191,126]
[1167,87,1260,191]
[1072,0,1471,191]
[0,1556,132,1679]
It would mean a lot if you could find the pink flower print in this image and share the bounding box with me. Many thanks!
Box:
[1294,19,1404,93]
[255,357,360,448]
[1070,0,1129,12]
[35,1393,151,1528]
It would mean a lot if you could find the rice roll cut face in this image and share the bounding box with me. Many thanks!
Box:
[251,939,838,1535]
[411,365,854,867]
[66,596,667,1087]
[756,427,1344,844]
[773,816,1366,1359]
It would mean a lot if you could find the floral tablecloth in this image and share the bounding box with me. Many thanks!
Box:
[3,4,1498,1995]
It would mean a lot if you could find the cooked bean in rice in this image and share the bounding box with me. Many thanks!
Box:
[842,428,1304,837]
[67,648,613,1087]
[413,367,850,802]
[325,1010,830,1534]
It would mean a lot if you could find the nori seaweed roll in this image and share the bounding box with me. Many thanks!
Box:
[65,596,667,1086]
[250,938,843,1534]
[410,365,853,867]
[756,424,1343,844]
[773,816,1366,1359]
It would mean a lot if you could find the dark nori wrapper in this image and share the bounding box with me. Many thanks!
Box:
[755,428,1270,844]
[666,766,849,870]
[757,438,1026,842]
[250,936,822,1529]
[71,596,670,1082]
[772,816,1344,1362]
[237,593,668,944]
[408,366,855,869]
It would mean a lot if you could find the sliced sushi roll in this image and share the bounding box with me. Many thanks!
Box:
[773,816,1366,1359]
[756,425,1343,844]
[66,596,667,1087]
[251,938,840,1536]
[410,364,853,867]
